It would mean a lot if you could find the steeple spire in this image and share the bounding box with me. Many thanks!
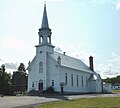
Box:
[37,2,54,53]
[41,1,49,28]
[38,1,54,48]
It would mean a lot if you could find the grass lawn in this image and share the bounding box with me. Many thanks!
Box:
[112,90,120,93]
[37,97,120,108]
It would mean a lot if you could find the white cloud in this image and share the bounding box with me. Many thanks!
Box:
[87,0,120,11]
[1,36,25,49]
[116,1,120,10]
[55,47,62,53]
[97,50,120,78]
[111,50,120,62]
[45,0,64,1]
[89,0,111,5]
[1,35,31,51]
[0,58,3,61]
[4,62,18,70]
[0,59,4,66]
[12,0,64,1]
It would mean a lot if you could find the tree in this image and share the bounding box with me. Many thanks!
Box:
[0,65,13,96]
[12,63,28,93]
[103,75,120,84]
[18,63,26,72]
[12,72,28,93]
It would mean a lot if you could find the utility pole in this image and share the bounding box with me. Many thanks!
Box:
[1,65,5,97]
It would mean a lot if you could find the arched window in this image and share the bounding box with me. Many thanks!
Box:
[39,62,43,73]
[81,76,83,87]
[77,75,79,87]
[52,80,54,86]
[65,73,67,85]
[71,74,73,86]
[86,77,88,87]
[39,79,43,83]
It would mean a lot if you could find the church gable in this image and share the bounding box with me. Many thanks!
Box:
[27,56,36,71]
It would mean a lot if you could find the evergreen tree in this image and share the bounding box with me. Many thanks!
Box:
[18,63,26,72]
[12,63,28,93]
[0,65,13,96]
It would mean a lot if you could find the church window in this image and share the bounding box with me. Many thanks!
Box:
[86,77,88,87]
[32,82,34,88]
[81,76,83,87]
[39,62,43,73]
[77,75,79,87]
[52,80,54,86]
[71,74,73,86]
[39,62,43,66]
[65,73,67,85]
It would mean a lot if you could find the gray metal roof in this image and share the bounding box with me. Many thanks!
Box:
[41,3,49,28]
[49,52,94,73]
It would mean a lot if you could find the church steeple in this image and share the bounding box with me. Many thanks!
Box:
[38,2,53,45]
[41,2,49,28]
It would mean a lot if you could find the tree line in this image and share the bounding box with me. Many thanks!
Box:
[0,63,28,96]
[103,75,120,84]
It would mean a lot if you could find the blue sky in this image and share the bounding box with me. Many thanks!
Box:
[0,0,120,78]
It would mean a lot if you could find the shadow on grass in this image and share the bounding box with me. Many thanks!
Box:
[39,93,70,101]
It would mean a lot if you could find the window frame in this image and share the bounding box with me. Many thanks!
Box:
[52,80,54,86]
[77,75,79,87]
[81,76,83,87]
[39,62,43,73]
[71,74,73,86]
[65,73,68,85]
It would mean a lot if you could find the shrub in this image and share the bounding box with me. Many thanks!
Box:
[46,86,55,93]
[28,89,38,96]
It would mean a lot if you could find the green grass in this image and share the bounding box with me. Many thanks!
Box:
[38,97,120,108]
[112,90,120,93]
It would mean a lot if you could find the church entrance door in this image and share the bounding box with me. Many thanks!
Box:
[38,79,43,93]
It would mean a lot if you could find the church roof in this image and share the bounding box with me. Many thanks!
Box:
[41,2,49,28]
[49,52,94,73]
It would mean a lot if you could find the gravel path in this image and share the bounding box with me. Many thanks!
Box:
[0,93,120,108]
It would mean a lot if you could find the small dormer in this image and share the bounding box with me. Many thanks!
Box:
[57,56,61,65]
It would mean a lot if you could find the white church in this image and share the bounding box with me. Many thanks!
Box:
[28,3,103,94]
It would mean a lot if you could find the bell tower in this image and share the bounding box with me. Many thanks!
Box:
[34,2,55,91]
[38,3,52,45]
[36,2,54,54]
